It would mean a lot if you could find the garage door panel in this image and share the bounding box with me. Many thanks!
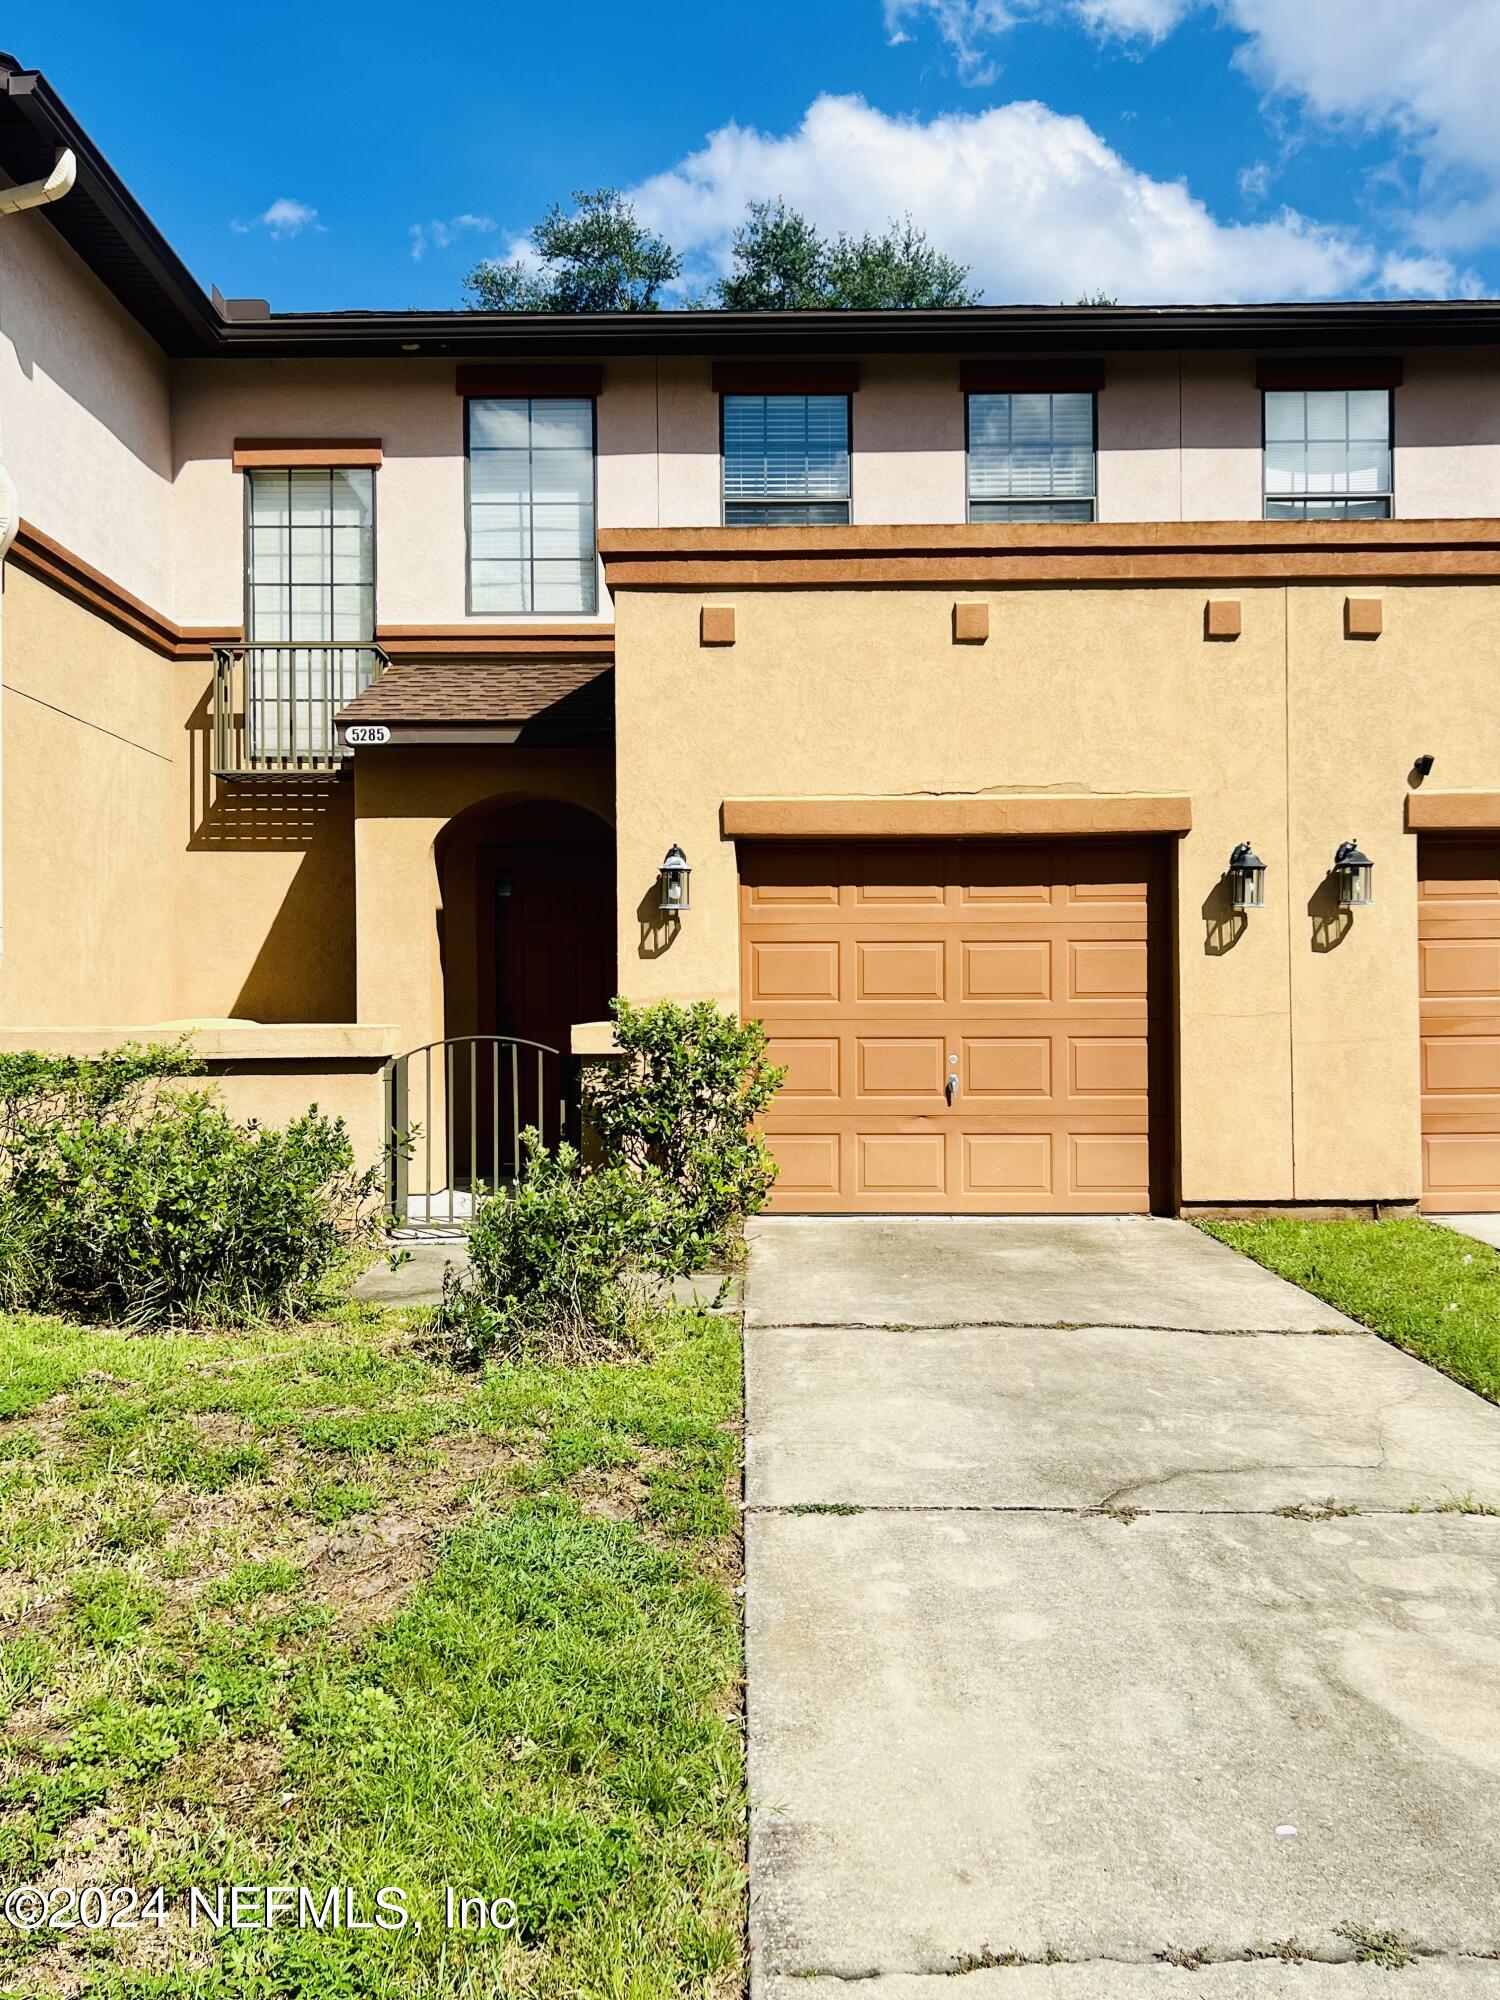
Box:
[858,939,946,1001]
[749,938,840,1003]
[770,1037,842,1100]
[857,1131,947,1197]
[858,1037,947,1097]
[962,940,1052,1001]
[964,1036,1052,1098]
[1420,938,1500,998]
[1420,836,1500,1211]
[1070,939,1149,1000]
[743,838,1161,1213]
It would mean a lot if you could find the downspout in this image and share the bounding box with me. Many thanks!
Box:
[0,148,77,957]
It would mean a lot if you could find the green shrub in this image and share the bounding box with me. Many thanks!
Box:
[0,1042,378,1328]
[441,1133,674,1366]
[583,998,785,1270]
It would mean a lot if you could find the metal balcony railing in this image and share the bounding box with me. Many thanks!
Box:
[211,643,387,778]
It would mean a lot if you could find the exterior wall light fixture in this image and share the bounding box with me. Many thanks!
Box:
[657,844,691,914]
[1228,841,1266,912]
[1333,839,1374,909]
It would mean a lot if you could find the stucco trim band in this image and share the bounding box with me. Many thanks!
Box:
[1406,792,1500,831]
[231,439,384,469]
[599,519,1500,589]
[377,624,614,661]
[720,795,1192,839]
[4,520,238,660]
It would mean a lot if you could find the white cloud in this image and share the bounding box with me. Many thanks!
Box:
[884,0,1189,74]
[409,212,496,261]
[1222,0,1500,252]
[628,93,1466,303]
[887,0,1500,257]
[230,196,321,239]
[1237,160,1272,203]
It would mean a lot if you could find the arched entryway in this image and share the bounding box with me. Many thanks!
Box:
[426,797,616,1175]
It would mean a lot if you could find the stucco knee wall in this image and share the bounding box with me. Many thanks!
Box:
[611,580,1500,1206]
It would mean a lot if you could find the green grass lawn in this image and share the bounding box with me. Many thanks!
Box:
[0,1298,744,1998]
[1201,1216,1500,1403]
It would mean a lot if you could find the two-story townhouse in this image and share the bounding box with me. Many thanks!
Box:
[5,50,1500,1219]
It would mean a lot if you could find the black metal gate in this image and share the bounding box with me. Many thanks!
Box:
[385,1035,565,1233]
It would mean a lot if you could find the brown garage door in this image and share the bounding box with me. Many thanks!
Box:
[1419,836,1500,1211]
[740,839,1167,1213]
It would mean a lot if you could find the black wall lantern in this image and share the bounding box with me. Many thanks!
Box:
[657,844,691,914]
[1228,841,1266,913]
[1333,839,1374,908]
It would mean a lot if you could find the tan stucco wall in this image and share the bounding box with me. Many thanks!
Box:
[0,196,174,606]
[0,567,176,1024]
[611,576,1500,1205]
[170,656,358,1022]
[352,748,614,1066]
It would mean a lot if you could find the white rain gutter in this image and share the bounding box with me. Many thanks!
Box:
[0,149,77,956]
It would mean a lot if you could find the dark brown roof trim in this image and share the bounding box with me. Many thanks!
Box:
[1255,355,1403,389]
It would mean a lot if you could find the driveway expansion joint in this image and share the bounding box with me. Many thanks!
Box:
[750,1318,1366,1336]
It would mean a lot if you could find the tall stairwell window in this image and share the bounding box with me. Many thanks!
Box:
[245,466,375,761]
[466,397,598,614]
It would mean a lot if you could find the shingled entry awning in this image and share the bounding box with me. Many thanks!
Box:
[336,662,613,747]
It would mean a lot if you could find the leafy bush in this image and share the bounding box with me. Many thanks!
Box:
[441,1133,673,1366]
[583,998,785,1271]
[0,1042,378,1327]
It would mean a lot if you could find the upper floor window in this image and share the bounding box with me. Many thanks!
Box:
[967,392,1096,524]
[246,466,374,641]
[467,396,597,615]
[1263,389,1392,519]
[722,394,851,525]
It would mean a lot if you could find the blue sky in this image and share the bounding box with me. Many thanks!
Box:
[15,0,1500,309]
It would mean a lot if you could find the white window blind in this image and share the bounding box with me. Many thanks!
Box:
[1263,389,1392,519]
[468,397,597,613]
[723,394,850,524]
[967,392,1095,523]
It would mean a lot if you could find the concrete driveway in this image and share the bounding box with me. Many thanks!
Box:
[743,1217,1500,1996]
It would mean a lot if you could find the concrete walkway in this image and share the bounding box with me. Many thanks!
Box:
[743,1217,1500,1996]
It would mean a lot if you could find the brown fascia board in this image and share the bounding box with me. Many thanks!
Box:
[8,55,1500,363]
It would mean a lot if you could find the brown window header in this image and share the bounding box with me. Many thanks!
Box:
[961,359,1106,394]
[455,364,603,398]
[712,361,860,397]
[1255,356,1403,390]
[232,438,383,470]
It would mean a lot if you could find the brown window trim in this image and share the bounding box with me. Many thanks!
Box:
[455,365,604,398]
[232,439,383,469]
[961,359,1105,393]
[712,361,860,396]
[1256,356,1403,390]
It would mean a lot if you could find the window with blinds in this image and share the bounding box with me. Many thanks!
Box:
[967,391,1096,523]
[722,394,851,525]
[467,397,597,614]
[247,467,374,642]
[1263,389,1392,519]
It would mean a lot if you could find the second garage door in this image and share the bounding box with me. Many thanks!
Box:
[740,838,1168,1214]
[1419,835,1500,1211]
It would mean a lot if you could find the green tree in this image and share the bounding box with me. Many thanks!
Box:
[464,188,680,313]
[714,200,979,309]
[714,200,829,309]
